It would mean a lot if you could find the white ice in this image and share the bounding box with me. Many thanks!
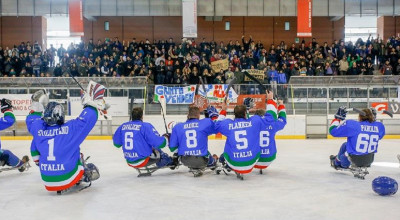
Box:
[1,139,400,220]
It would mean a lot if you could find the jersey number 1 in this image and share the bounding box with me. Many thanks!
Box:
[47,138,56,161]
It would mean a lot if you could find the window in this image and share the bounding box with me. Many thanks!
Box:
[104,21,110,31]
[285,22,290,31]
[225,21,230,31]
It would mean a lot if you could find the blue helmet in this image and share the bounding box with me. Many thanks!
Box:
[43,102,65,126]
[372,176,398,196]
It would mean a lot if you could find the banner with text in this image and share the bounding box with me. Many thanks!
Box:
[69,97,128,116]
[297,0,312,37]
[1,94,32,116]
[154,85,197,104]
[211,59,229,73]
[198,84,238,103]
[244,69,265,82]
[182,0,197,38]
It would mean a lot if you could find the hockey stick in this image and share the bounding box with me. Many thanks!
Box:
[198,76,209,107]
[159,98,169,134]
[224,77,236,103]
[382,110,394,118]
[129,96,135,121]
[347,108,366,116]
[242,70,277,99]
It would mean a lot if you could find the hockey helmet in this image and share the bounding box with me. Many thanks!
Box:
[372,176,398,196]
[43,102,65,126]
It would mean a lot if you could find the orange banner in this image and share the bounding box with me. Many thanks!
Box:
[237,95,266,112]
[297,0,312,37]
[69,0,84,36]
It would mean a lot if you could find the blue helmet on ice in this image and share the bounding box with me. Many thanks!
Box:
[43,102,65,126]
[372,176,398,196]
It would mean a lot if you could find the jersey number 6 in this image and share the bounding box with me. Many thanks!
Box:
[355,133,379,153]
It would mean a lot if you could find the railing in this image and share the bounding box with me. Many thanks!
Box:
[0,76,398,116]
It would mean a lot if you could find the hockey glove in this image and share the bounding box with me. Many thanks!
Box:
[0,98,13,113]
[243,97,254,110]
[207,106,219,119]
[81,81,109,111]
[30,90,49,113]
[334,106,347,120]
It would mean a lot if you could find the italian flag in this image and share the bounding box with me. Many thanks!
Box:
[127,157,150,168]
[266,100,278,120]
[224,152,260,174]
[255,153,276,169]
[329,119,341,133]
[42,160,84,192]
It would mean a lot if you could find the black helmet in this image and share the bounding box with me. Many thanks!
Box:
[43,102,65,126]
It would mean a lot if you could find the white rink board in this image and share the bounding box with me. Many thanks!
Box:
[1,139,399,220]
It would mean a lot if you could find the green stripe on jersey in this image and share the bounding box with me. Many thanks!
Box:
[329,125,337,133]
[169,146,178,152]
[224,152,260,167]
[278,111,286,119]
[126,157,146,164]
[259,153,276,162]
[41,160,82,182]
[157,139,166,149]
[31,150,40,156]
[4,112,15,120]
[113,143,122,148]
[267,111,277,120]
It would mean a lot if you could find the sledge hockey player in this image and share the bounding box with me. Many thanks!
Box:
[26,83,105,193]
[253,99,287,173]
[113,107,177,176]
[0,98,30,172]
[329,106,385,178]
[213,90,277,179]
[169,106,218,177]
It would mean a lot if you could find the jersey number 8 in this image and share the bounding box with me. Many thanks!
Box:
[355,133,379,153]
[185,130,197,148]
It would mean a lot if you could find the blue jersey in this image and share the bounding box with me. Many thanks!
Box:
[0,112,15,150]
[215,114,275,164]
[258,107,287,158]
[169,118,216,156]
[113,120,166,164]
[26,107,98,188]
[329,119,385,155]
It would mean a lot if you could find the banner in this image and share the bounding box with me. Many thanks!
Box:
[297,0,312,37]
[69,0,84,36]
[69,97,128,116]
[154,85,196,104]
[389,102,400,114]
[237,95,266,112]
[243,69,265,82]
[371,102,389,112]
[211,59,229,73]
[1,94,32,116]
[198,84,238,103]
[182,0,197,38]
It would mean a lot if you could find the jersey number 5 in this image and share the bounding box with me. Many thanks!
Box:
[355,133,379,153]
[235,130,248,150]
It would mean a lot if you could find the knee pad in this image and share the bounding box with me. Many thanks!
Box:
[84,163,100,182]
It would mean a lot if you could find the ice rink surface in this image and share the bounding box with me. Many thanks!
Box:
[1,139,400,220]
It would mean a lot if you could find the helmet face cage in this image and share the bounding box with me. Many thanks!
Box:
[43,102,65,126]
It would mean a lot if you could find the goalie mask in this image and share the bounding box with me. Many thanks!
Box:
[43,102,65,126]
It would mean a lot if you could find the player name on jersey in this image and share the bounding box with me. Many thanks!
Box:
[124,152,139,159]
[40,163,65,171]
[37,127,69,137]
[122,124,141,131]
[184,122,199,129]
[228,121,252,130]
[360,125,379,133]
[184,150,202,156]
[233,150,253,158]
[261,149,270,155]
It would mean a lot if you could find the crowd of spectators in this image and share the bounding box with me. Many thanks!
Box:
[1,34,400,85]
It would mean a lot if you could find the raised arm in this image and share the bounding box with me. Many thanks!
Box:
[0,99,15,130]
